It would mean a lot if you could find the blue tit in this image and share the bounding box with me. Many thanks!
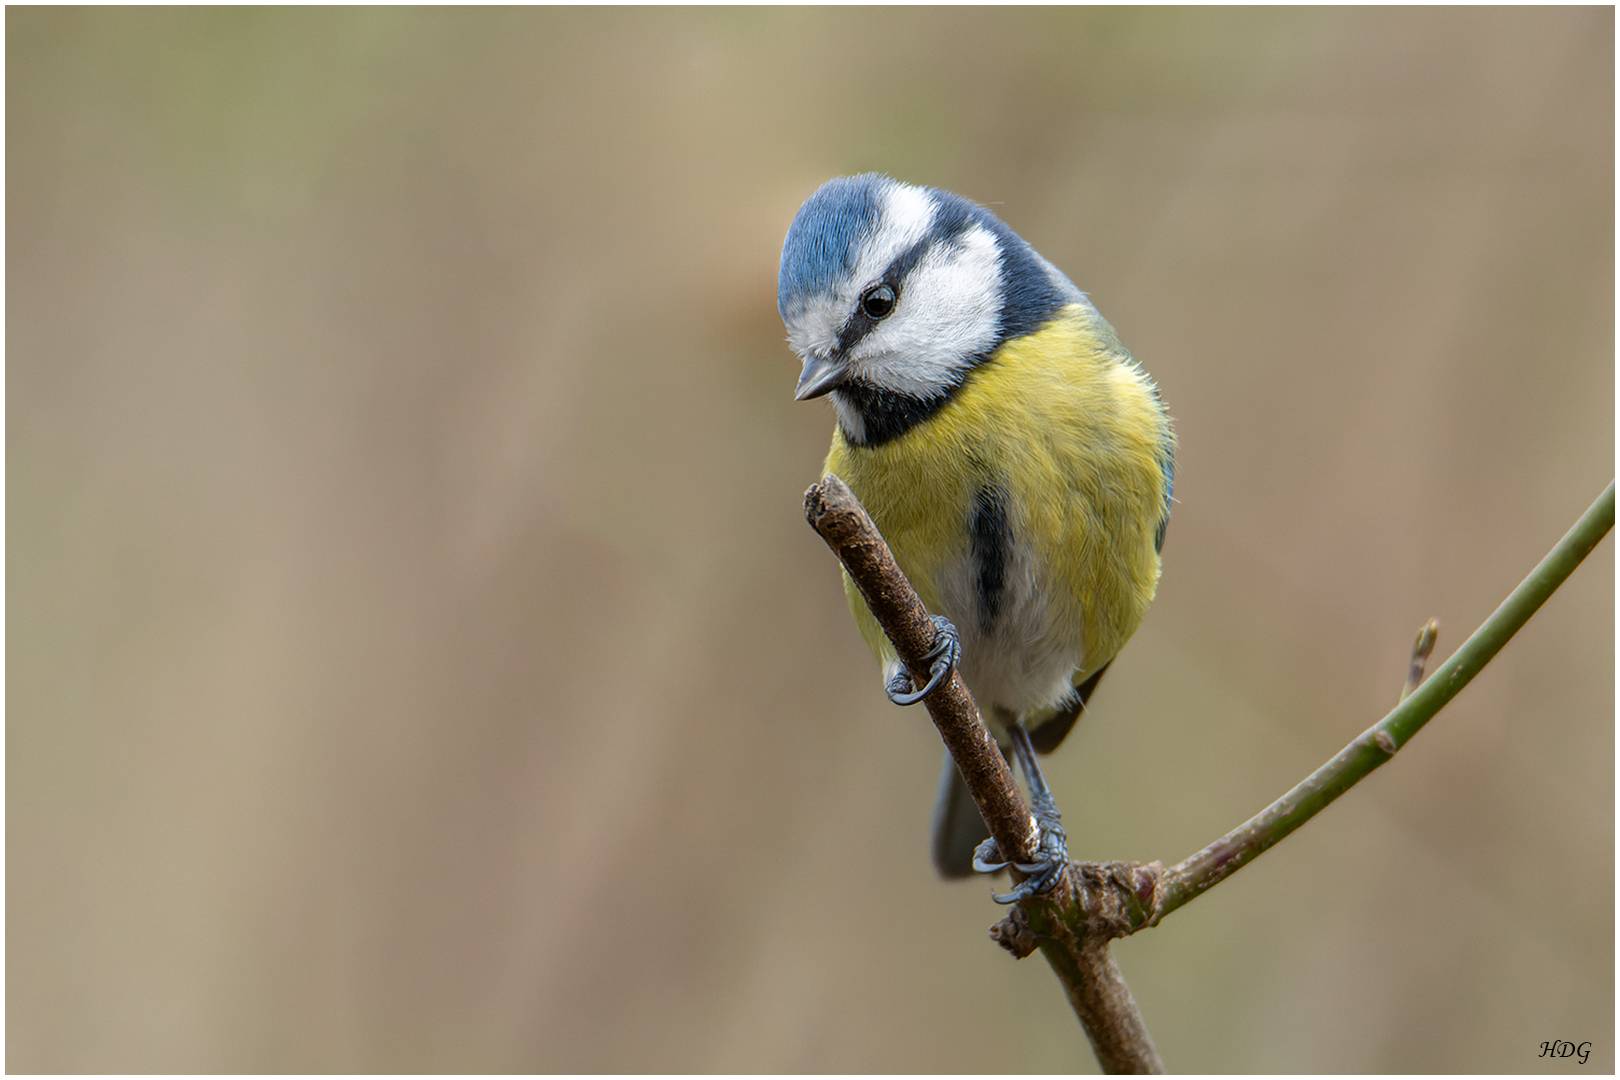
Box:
[777,174,1175,882]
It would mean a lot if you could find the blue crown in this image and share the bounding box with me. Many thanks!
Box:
[778,175,1081,343]
[777,173,894,318]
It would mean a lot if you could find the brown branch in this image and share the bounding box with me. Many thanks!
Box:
[804,474,1040,868]
[1014,862,1166,1073]
[1049,941,1165,1074]
[805,474,1160,1073]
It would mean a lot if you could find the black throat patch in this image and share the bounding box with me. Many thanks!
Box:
[833,379,966,447]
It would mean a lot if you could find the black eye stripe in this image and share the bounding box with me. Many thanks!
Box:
[836,234,931,351]
[838,202,981,338]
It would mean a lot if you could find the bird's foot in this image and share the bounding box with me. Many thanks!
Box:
[982,814,1069,904]
[885,614,960,706]
[974,720,1072,904]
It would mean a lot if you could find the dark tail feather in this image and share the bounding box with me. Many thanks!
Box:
[929,751,992,878]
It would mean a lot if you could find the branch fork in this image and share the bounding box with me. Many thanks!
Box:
[805,473,1614,1074]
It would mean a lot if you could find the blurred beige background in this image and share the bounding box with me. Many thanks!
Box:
[7,7,1613,1073]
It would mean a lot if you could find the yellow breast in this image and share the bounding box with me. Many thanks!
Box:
[825,304,1172,721]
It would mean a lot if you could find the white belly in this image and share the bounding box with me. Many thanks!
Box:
[933,538,1085,725]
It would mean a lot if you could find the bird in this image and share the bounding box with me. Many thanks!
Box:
[777,174,1174,896]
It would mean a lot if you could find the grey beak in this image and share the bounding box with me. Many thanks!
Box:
[795,352,850,400]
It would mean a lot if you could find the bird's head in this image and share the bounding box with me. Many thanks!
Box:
[777,174,1081,445]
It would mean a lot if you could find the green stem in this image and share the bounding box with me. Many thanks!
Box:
[1153,481,1615,922]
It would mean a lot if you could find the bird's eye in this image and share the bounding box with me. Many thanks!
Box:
[860,283,898,320]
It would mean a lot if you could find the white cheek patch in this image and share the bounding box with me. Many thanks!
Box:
[855,223,1003,397]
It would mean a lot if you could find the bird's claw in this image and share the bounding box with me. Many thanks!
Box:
[986,819,1070,904]
[972,837,1009,874]
[885,615,960,706]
